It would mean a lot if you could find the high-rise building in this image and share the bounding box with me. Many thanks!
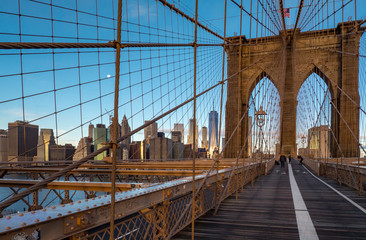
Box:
[209,110,219,150]
[201,127,208,150]
[187,119,198,150]
[150,133,172,160]
[49,144,75,161]
[37,129,56,162]
[173,123,184,143]
[88,123,94,141]
[144,121,158,140]
[73,137,93,160]
[129,141,148,160]
[7,121,39,162]
[121,115,131,145]
[172,142,184,159]
[209,111,218,157]
[308,125,331,158]
[93,124,108,160]
[120,115,131,160]
[0,130,8,162]
[171,131,182,143]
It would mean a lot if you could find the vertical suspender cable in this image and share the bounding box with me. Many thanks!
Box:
[237,0,244,201]
[192,0,199,238]
[110,0,122,239]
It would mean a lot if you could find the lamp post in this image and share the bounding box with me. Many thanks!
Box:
[255,106,267,163]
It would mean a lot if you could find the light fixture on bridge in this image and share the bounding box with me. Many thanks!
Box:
[254,106,267,128]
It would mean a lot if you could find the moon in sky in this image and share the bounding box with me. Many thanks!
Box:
[107,74,111,78]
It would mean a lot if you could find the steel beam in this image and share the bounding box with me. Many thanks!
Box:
[0,180,140,192]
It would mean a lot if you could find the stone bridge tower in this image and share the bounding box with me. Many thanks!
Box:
[224,21,364,158]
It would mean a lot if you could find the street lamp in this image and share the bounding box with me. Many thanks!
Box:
[255,106,267,159]
[255,106,267,128]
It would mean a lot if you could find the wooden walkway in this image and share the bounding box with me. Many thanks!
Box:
[174,160,366,239]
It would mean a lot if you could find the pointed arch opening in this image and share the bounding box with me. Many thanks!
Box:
[296,70,333,159]
[248,73,280,158]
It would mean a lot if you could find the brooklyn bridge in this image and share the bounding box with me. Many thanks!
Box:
[0,0,365,239]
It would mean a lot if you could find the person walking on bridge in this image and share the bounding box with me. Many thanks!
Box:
[288,154,291,163]
[280,155,286,168]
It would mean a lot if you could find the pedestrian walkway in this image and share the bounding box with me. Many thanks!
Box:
[174,160,366,239]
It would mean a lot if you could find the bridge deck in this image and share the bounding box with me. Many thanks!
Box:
[174,160,366,239]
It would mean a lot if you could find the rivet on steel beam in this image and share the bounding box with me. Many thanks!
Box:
[77,201,81,203]
[101,202,104,205]
[5,227,11,230]
[19,213,24,216]
[107,201,110,204]
[70,202,74,205]
[31,211,35,214]
[93,204,97,207]
[98,196,101,199]
[58,213,62,217]
[85,199,88,202]
[68,211,72,214]
[34,219,39,223]
[47,216,51,219]
[21,222,26,226]
[52,206,56,209]
[61,204,65,207]
[71,226,75,230]
[77,209,80,211]
[92,198,95,200]
[6,216,11,219]
[70,216,74,220]
[86,206,89,209]
[66,223,70,227]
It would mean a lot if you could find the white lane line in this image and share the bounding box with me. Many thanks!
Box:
[303,165,366,214]
[288,163,319,240]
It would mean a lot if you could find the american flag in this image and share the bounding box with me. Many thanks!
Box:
[284,8,290,18]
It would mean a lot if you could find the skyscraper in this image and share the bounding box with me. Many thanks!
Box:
[144,121,158,140]
[209,111,219,156]
[8,121,39,162]
[121,115,131,146]
[73,137,93,160]
[49,144,75,161]
[121,115,131,160]
[88,123,94,141]
[37,129,56,161]
[187,119,198,150]
[173,123,184,143]
[171,131,182,143]
[201,126,208,150]
[93,124,108,160]
[0,130,8,162]
[150,133,172,160]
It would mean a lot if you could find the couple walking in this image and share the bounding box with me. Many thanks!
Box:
[279,154,291,168]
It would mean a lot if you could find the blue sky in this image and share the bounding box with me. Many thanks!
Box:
[0,0,365,150]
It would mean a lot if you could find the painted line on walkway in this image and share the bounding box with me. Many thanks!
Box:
[288,163,319,240]
[303,165,366,214]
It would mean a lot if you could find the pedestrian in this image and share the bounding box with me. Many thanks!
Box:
[298,155,304,165]
[280,155,286,168]
[288,154,291,163]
